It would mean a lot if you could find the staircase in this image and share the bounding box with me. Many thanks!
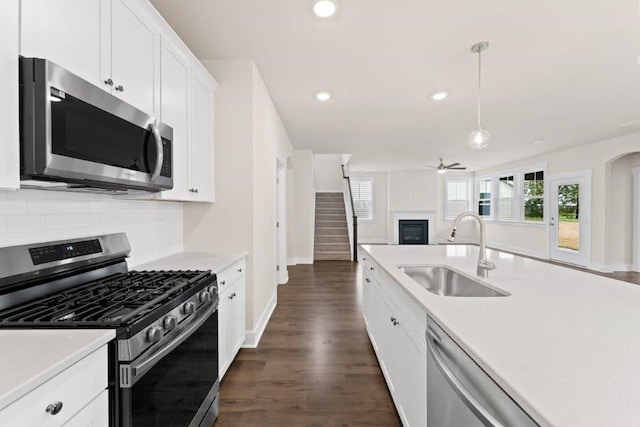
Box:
[314,192,351,261]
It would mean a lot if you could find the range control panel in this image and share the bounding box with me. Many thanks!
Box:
[29,239,103,265]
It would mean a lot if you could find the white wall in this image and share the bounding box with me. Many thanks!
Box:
[293,150,315,263]
[351,171,388,243]
[389,170,438,211]
[0,189,183,267]
[314,154,344,192]
[184,59,293,341]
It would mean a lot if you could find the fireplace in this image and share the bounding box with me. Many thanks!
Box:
[399,220,429,245]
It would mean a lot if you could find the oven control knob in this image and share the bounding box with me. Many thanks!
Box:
[199,291,211,303]
[207,285,217,295]
[182,302,195,315]
[146,326,162,343]
[163,315,177,331]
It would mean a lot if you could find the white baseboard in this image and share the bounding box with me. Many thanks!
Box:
[295,257,313,264]
[604,263,634,272]
[242,291,277,348]
[278,271,289,285]
[287,258,296,266]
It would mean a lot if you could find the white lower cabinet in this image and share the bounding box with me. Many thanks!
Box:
[218,259,246,379]
[362,257,427,427]
[0,346,108,427]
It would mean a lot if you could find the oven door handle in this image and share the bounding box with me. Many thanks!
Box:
[149,121,163,183]
[131,300,218,380]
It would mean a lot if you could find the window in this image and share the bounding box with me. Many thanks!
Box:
[477,179,491,217]
[524,170,544,222]
[498,175,514,221]
[350,177,373,220]
[445,179,471,220]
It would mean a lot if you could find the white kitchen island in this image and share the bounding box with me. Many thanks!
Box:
[361,244,640,427]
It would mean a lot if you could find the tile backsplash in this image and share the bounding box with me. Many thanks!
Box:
[0,189,183,267]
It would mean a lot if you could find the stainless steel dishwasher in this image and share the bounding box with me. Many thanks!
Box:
[426,317,538,426]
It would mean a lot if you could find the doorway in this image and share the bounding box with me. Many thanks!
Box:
[276,160,288,284]
[548,172,591,266]
[633,167,640,272]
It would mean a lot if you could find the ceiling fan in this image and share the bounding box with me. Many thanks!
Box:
[426,158,467,174]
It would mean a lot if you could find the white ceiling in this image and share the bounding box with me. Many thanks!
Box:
[149,0,640,172]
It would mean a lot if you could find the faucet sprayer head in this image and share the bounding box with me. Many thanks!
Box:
[447,228,456,242]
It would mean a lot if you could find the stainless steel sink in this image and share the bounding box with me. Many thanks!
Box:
[398,266,508,297]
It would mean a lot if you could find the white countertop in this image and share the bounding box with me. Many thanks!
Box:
[362,244,640,427]
[133,251,247,273]
[0,329,114,411]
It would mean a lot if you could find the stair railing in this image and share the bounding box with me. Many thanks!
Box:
[342,165,358,262]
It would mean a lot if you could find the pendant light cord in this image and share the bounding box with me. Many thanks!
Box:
[477,47,482,130]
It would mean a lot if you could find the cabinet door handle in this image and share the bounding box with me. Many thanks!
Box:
[393,320,399,326]
[45,401,63,415]
[365,278,371,283]
[390,316,396,323]
[370,267,375,271]
[115,84,124,92]
[237,268,242,273]
[228,295,233,300]
[220,280,226,285]
[104,78,113,86]
[232,292,237,298]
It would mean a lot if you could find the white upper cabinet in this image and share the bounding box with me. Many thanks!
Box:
[20,0,105,89]
[0,0,19,190]
[21,0,158,115]
[110,0,158,114]
[157,36,191,201]
[189,65,216,202]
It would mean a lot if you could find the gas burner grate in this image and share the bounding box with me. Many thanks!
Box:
[0,270,211,326]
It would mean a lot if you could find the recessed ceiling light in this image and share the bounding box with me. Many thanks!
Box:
[532,139,543,145]
[431,91,448,101]
[312,0,338,18]
[315,91,332,101]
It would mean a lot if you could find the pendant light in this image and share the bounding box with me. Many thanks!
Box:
[468,41,490,149]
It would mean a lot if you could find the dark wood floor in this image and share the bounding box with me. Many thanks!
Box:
[214,261,401,426]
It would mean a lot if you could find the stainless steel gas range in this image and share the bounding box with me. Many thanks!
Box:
[0,233,219,427]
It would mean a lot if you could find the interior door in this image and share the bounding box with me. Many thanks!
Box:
[549,174,591,266]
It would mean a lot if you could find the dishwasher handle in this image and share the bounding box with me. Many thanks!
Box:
[427,328,504,427]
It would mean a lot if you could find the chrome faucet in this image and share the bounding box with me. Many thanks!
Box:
[447,211,496,278]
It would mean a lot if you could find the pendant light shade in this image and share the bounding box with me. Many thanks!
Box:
[469,41,490,150]
[468,128,490,149]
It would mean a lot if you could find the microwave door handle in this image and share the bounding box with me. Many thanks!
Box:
[131,300,218,380]
[149,122,163,182]
[427,328,504,427]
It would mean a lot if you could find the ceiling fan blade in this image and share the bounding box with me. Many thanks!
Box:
[447,166,467,170]
[424,165,438,169]
[445,162,461,168]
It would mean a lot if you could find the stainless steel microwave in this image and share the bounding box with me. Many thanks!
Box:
[19,57,173,193]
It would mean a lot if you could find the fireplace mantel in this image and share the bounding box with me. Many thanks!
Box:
[392,210,435,245]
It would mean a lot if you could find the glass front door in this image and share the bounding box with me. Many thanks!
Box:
[549,175,591,266]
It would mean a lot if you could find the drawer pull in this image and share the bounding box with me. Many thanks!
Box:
[220,280,226,285]
[46,401,63,415]
[370,267,375,271]
[238,268,243,273]
[365,278,371,283]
